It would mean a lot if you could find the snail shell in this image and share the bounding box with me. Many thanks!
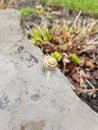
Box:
[42,55,57,70]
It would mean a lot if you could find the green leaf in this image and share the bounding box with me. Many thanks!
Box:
[43,28,49,35]
[31,37,42,45]
[33,29,42,38]
[19,8,33,17]
[35,8,44,15]
[70,54,81,64]
[43,28,51,41]
[31,38,36,44]
[67,27,73,34]
[43,37,49,42]
[53,51,62,62]
[31,28,43,45]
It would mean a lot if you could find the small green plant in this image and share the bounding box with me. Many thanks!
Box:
[35,8,45,15]
[53,51,62,62]
[43,28,51,42]
[31,28,42,45]
[70,54,81,64]
[19,8,33,17]
[31,27,51,45]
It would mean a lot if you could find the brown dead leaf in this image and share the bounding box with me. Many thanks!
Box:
[63,32,71,42]
[62,44,67,51]
[71,73,80,83]
[85,60,95,69]
[67,42,73,48]
[67,63,77,73]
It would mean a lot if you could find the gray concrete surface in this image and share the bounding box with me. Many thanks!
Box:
[0,9,98,130]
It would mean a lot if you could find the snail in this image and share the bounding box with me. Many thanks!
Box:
[42,55,57,80]
[42,55,57,70]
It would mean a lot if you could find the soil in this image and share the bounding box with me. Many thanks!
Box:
[1,0,98,113]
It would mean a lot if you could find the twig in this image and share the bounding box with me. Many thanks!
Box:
[85,79,95,89]
[80,70,84,88]
[80,88,98,94]
[26,30,34,37]
[92,37,98,42]
[83,20,86,29]
[73,11,82,28]
[79,46,96,54]
[25,24,34,37]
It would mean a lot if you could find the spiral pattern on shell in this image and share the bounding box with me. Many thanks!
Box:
[42,55,57,70]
